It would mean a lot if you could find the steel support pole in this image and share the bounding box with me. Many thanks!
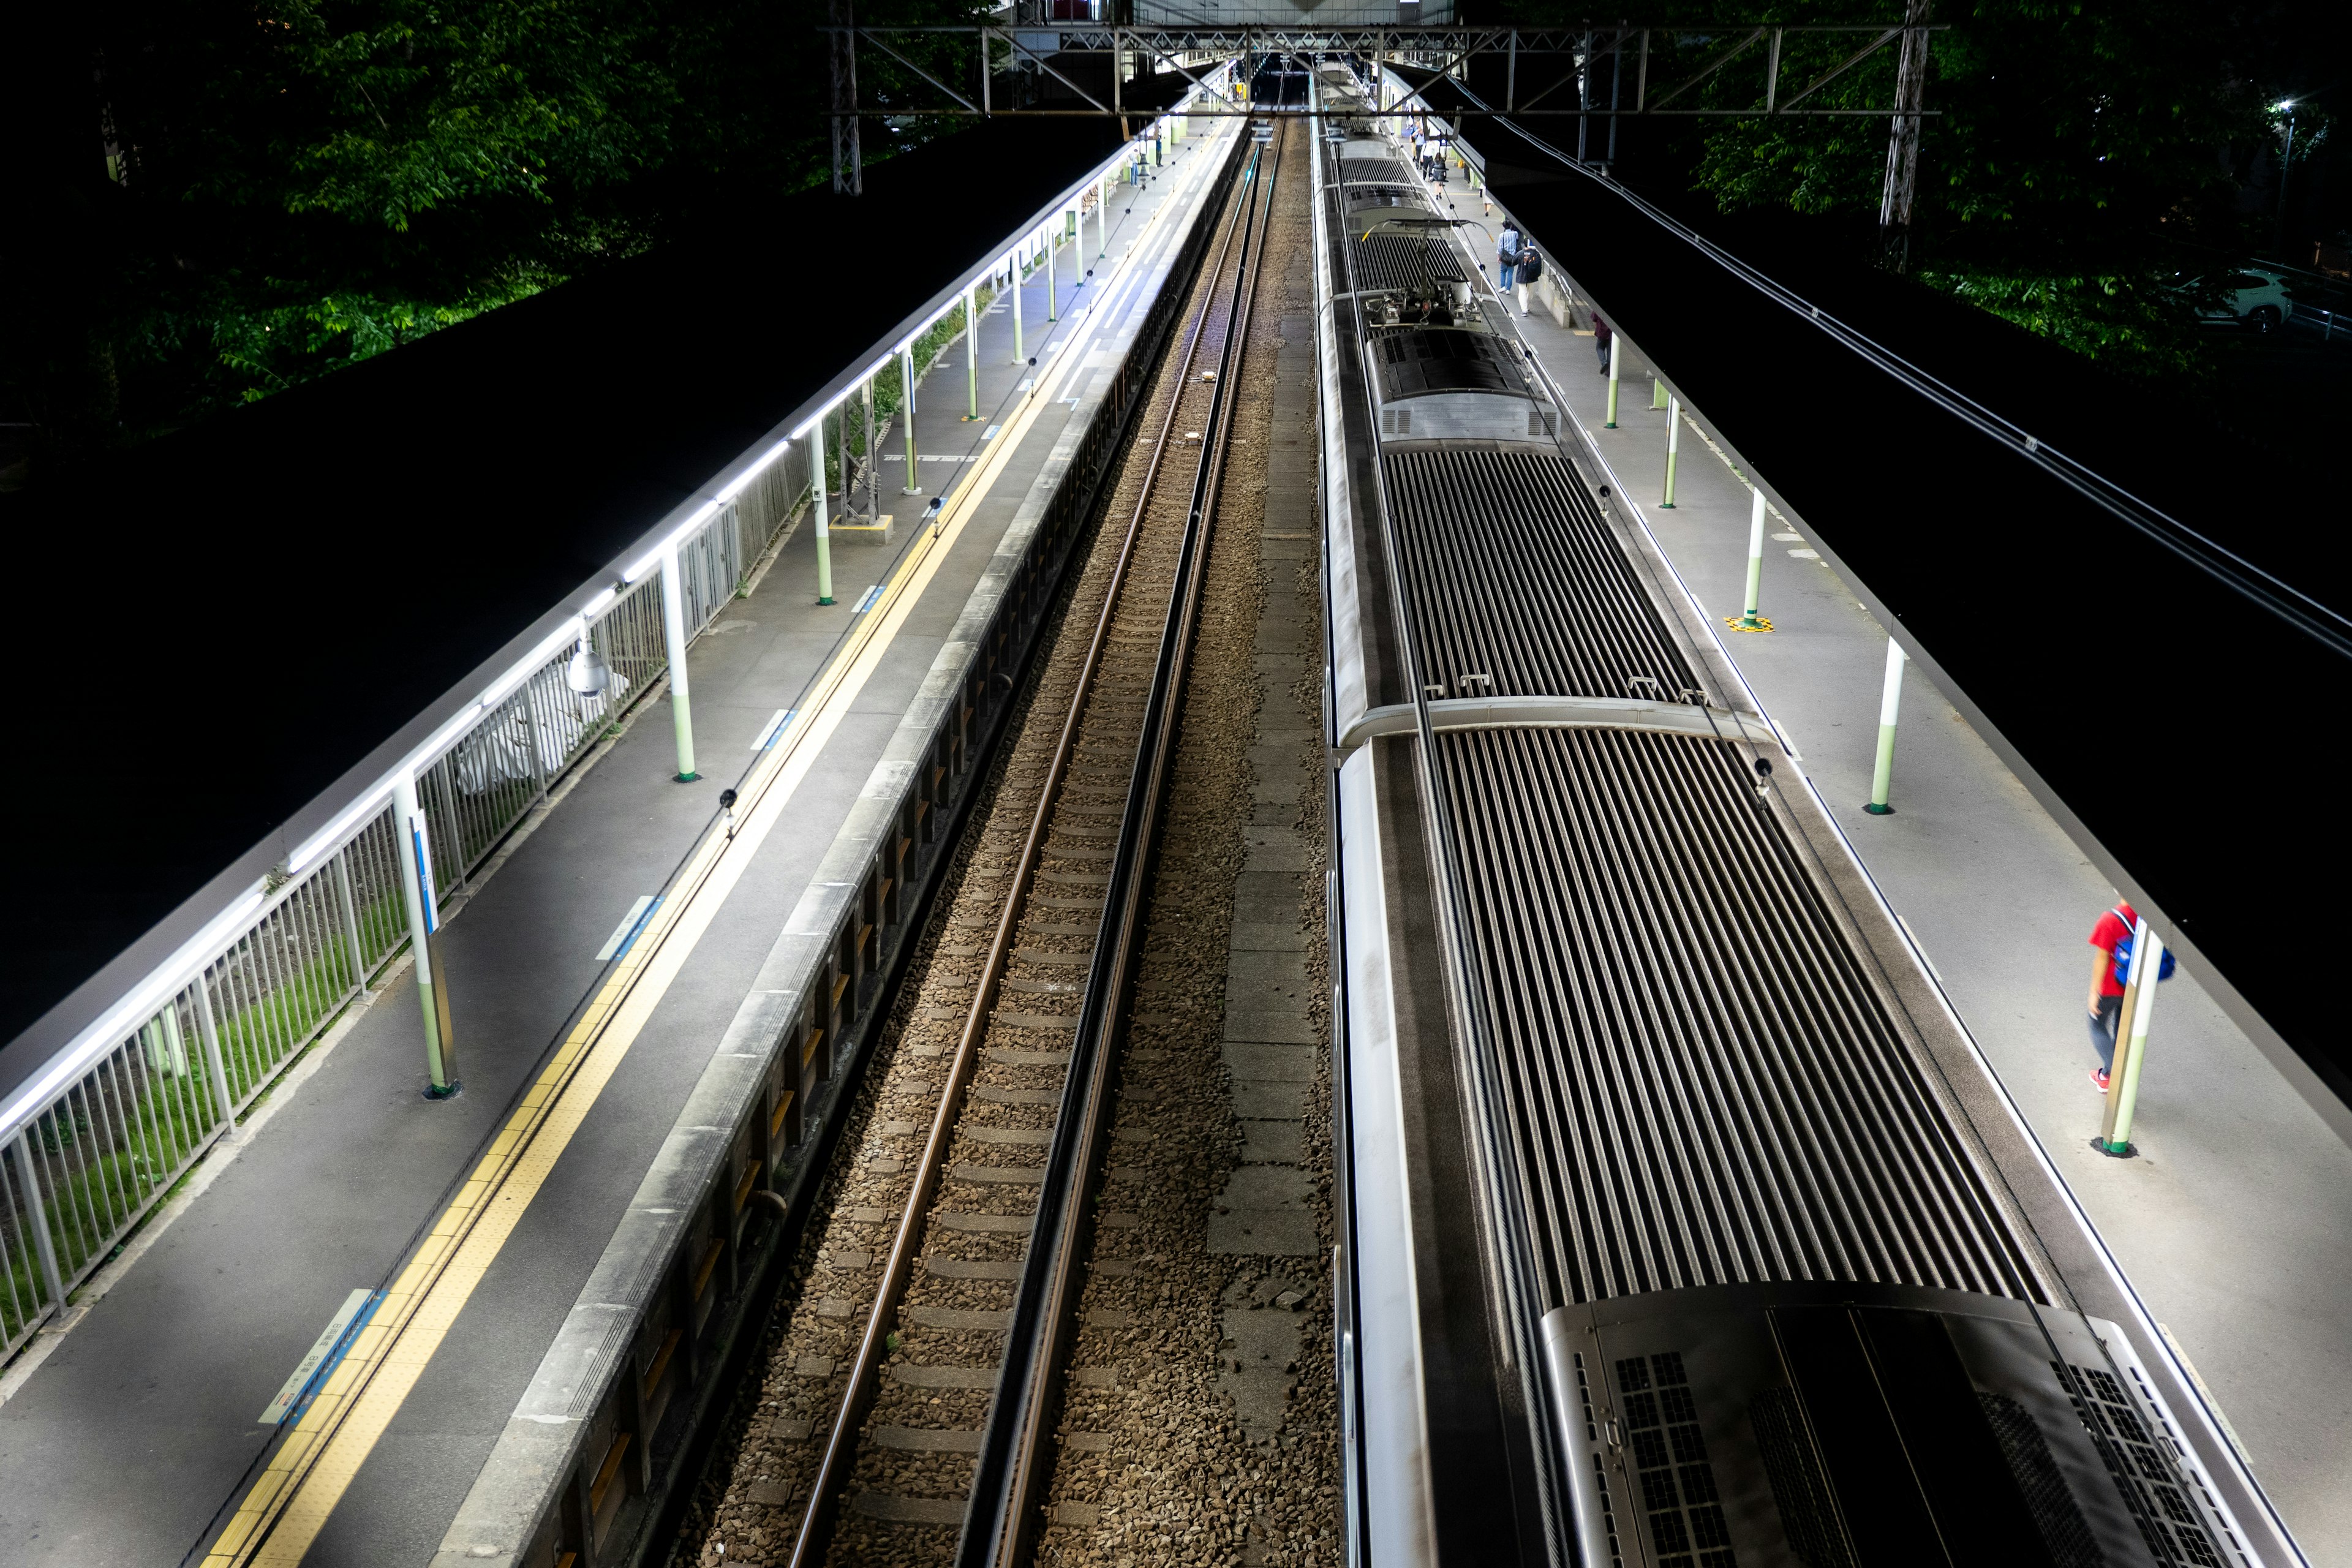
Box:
[900,345,921,493]
[829,0,862,195]
[863,376,877,517]
[658,544,699,782]
[1730,486,1770,631]
[1046,226,1058,322]
[811,427,835,606]
[835,404,849,519]
[1878,0,1932,270]
[12,1134,66,1313]
[1608,27,1624,167]
[1099,178,1110,258]
[1864,638,1905,815]
[2100,921,2165,1155]
[965,283,979,419]
[1009,252,1023,363]
[1661,397,1682,507]
[1605,335,1621,428]
[392,771,458,1093]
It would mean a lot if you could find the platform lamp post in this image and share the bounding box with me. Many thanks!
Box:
[658,541,699,782]
[900,343,921,496]
[965,282,979,420]
[1727,486,1773,632]
[1863,638,1905,815]
[2097,917,2166,1158]
[1605,334,1621,428]
[809,425,835,606]
[391,769,460,1097]
[1660,396,1682,507]
[1009,252,1023,364]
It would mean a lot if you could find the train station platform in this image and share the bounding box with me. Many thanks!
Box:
[1449,179,2352,1561]
[0,119,1239,1567]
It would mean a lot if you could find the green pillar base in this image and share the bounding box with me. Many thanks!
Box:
[1724,614,1774,634]
[1659,502,1675,508]
[1863,802,1894,816]
[675,771,701,783]
[1604,421,1617,429]
[2091,1136,2139,1159]
[424,1080,464,1101]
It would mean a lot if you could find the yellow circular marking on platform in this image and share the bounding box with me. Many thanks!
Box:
[1724,616,1775,634]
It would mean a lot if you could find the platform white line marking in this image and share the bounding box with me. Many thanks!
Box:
[595,896,658,961]
[257,1291,375,1427]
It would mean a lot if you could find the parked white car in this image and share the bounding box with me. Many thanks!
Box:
[2194,268,2293,331]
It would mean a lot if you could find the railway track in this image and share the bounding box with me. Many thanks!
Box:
[671,121,1303,1568]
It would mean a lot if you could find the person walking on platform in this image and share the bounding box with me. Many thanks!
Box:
[2084,901,2138,1090]
[1591,313,1614,374]
[1497,223,1522,293]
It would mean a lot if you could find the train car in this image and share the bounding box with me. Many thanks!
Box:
[1310,72,2296,1568]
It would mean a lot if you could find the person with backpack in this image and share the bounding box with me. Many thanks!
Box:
[1497,223,1521,293]
[1591,313,1614,374]
[2086,900,2175,1090]
[1515,246,1544,317]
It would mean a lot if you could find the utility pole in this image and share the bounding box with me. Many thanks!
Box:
[1877,0,1931,271]
[831,0,862,195]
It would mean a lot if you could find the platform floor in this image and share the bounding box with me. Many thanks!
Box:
[1452,191,2352,1562]
[0,130,1232,1568]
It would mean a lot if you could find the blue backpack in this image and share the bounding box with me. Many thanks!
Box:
[2111,911,2177,987]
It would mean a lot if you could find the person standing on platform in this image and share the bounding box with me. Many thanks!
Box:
[1591,313,1614,374]
[2085,901,2139,1091]
[1498,223,1521,293]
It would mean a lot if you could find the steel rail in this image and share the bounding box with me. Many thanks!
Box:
[959,119,1289,1568]
[782,127,1267,1568]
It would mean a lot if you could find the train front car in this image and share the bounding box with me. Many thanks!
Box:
[1313,74,2279,1568]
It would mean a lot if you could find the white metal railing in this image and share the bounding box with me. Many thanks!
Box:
[0,74,1226,1366]
[0,445,811,1360]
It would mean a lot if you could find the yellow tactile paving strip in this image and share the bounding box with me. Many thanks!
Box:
[195,183,1197,1566]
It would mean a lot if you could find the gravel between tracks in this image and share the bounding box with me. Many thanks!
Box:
[668,125,1334,1568]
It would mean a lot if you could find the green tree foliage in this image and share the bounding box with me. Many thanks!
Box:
[1642,2,2275,376]
[2,0,986,480]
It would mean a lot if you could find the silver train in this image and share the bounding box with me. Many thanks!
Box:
[1308,61,2299,1568]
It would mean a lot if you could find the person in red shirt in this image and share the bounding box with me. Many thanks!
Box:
[2085,902,2139,1091]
